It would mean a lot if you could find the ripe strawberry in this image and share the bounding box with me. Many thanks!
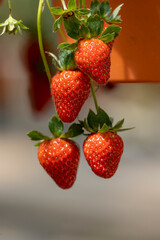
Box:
[83,132,124,178]
[38,138,80,189]
[51,70,90,122]
[74,38,111,85]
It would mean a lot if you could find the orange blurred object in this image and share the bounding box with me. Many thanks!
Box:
[52,0,160,83]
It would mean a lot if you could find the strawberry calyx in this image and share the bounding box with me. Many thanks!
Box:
[79,107,134,135]
[27,115,83,146]
[47,48,78,71]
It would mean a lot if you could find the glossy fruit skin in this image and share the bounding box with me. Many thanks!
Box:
[38,138,80,189]
[74,38,110,85]
[51,70,90,123]
[83,132,124,178]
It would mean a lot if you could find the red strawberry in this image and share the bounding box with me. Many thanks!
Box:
[83,132,124,178]
[38,138,80,189]
[74,38,111,85]
[51,70,90,123]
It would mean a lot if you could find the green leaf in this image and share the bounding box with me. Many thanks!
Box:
[99,0,111,17]
[101,24,121,36]
[99,123,109,133]
[75,8,91,16]
[116,127,135,132]
[87,109,99,131]
[27,131,50,141]
[86,14,104,37]
[79,24,90,38]
[97,107,112,128]
[63,14,81,39]
[48,116,64,138]
[90,0,99,14]
[62,123,83,138]
[58,42,78,50]
[51,7,64,15]
[113,118,124,129]
[67,0,77,10]
[83,119,95,133]
[99,32,115,43]
[46,52,62,70]
[59,49,78,70]
[34,141,43,147]
[53,16,63,32]
[111,4,123,20]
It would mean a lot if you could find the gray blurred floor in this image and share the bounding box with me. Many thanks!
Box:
[1,82,160,240]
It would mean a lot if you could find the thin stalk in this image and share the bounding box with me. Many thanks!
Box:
[8,0,12,14]
[46,0,67,42]
[61,0,67,10]
[90,77,99,113]
[79,0,82,8]
[37,0,52,84]
[82,0,86,8]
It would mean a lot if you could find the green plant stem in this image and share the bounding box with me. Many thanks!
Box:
[82,0,86,8]
[60,0,67,10]
[8,0,11,14]
[90,77,99,113]
[37,0,52,84]
[46,0,67,42]
[79,0,82,8]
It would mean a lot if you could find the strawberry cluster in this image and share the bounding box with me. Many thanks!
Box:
[28,0,133,189]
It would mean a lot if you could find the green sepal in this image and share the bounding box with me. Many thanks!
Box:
[99,0,111,17]
[116,127,135,132]
[113,118,124,129]
[61,123,83,138]
[46,52,62,71]
[86,14,104,37]
[59,49,78,70]
[34,141,44,147]
[87,109,99,131]
[75,8,91,16]
[83,119,95,133]
[63,14,81,39]
[101,24,121,37]
[53,16,63,32]
[97,107,113,128]
[58,42,78,50]
[99,32,115,43]
[67,0,77,10]
[105,4,123,23]
[79,24,91,38]
[27,131,51,141]
[99,123,109,133]
[90,0,99,14]
[48,116,64,138]
[51,7,64,15]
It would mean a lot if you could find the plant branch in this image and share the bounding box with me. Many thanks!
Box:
[90,77,99,113]
[37,0,52,84]
[46,0,67,42]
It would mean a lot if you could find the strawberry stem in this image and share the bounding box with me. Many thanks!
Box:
[37,0,52,84]
[8,0,12,14]
[90,77,99,113]
[82,0,86,8]
[46,0,67,42]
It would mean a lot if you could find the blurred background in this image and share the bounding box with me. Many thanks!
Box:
[0,0,160,240]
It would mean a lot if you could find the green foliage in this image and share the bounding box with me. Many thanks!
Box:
[58,49,78,70]
[86,15,104,37]
[27,131,51,141]
[53,16,63,32]
[61,123,84,138]
[67,0,77,10]
[49,116,64,138]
